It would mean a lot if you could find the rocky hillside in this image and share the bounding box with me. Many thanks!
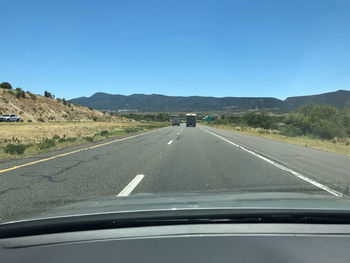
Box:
[0,88,127,122]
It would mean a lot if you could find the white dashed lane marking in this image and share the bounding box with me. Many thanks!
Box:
[117,174,144,196]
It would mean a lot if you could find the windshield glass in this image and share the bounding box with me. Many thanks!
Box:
[1,0,350,224]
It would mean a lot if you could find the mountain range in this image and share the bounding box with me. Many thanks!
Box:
[71,90,350,112]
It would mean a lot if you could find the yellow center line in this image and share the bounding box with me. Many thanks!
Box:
[0,127,166,174]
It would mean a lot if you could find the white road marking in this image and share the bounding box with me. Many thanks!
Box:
[200,127,343,197]
[117,174,144,196]
[168,140,173,145]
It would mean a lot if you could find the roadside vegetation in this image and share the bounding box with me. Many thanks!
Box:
[0,121,169,159]
[118,112,171,122]
[205,104,350,156]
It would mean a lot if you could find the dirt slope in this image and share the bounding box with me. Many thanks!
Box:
[0,88,127,122]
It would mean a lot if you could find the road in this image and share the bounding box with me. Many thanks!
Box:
[1,124,350,223]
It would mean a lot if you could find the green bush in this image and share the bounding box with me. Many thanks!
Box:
[38,138,56,149]
[282,126,303,137]
[44,90,54,99]
[284,104,348,139]
[58,137,77,143]
[15,88,25,99]
[84,136,94,142]
[100,130,109,136]
[125,127,141,133]
[157,112,170,122]
[0,82,12,90]
[52,134,60,140]
[4,143,26,155]
[243,112,276,129]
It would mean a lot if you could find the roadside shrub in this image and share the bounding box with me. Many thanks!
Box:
[27,119,32,122]
[125,127,141,133]
[52,134,60,140]
[100,130,109,136]
[84,136,94,142]
[282,126,303,137]
[58,137,77,143]
[283,104,348,140]
[243,112,276,129]
[157,112,170,122]
[37,118,45,122]
[4,143,26,155]
[38,138,56,150]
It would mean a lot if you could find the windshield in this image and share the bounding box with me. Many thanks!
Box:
[1,0,350,225]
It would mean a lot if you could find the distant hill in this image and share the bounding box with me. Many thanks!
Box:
[0,88,127,122]
[70,90,350,112]
[71,93,284,112]
[284,90,350,110]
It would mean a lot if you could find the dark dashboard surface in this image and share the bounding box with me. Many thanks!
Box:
[1,223,350,263]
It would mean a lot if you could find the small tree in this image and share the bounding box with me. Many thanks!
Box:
[44,90,53,99]
[0,82,12,90]
[157,112,170,122]
[15,88,26,99]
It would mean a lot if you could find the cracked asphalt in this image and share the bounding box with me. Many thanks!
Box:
[1,124,350,223]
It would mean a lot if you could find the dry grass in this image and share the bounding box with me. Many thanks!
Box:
[206,124,350,157]
[0,121,168,159]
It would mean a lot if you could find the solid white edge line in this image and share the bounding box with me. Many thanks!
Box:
[199,126,343,197]
[117,174,145,197]
[168,140,173,145]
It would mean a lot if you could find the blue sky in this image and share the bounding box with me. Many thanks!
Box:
[1,0,350,100]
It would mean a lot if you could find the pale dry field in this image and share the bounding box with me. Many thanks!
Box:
[0,121,168,160]
[0,121,146,145]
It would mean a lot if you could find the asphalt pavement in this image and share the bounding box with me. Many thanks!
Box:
[1,124,350,223]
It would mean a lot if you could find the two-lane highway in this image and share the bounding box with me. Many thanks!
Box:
[1,124,350,223]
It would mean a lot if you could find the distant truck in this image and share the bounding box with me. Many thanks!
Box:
[0,114,20,122]
[186,113,197,127]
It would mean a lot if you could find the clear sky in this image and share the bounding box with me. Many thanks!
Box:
[1,0,350,100]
